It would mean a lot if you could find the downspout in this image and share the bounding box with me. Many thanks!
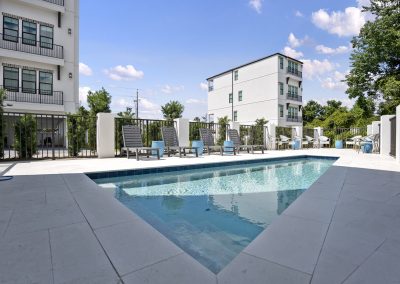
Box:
[231,71,234,121]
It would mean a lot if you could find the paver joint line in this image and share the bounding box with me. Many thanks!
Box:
[60,174,124,283]
[48,229,55,284]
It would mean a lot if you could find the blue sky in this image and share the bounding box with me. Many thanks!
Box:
[79,0,371,119]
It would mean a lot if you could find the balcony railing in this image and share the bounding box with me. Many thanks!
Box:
[0,34,64,59]
[286,67,302,78]
[286,116,302,123]
[42,0,64,6]
[286,93,302,102]
[2,86,63,105]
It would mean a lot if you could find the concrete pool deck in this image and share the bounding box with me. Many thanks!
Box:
[1,149,400,283]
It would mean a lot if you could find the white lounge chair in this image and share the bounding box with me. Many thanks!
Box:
[278,135,291,149]
[345,135,362,148]
[318,136,330,148]
[305,135,315,148]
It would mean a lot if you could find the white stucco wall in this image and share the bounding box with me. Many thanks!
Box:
[207,54,303,127]
[0,0,79,114]
[380,115,396,157]
[396,106,400,163]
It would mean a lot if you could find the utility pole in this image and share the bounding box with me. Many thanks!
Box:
[134,89,139,119]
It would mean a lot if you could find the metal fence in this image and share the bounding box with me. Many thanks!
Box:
[239,124,266,145]
[0,112,97,160]
[303,128,318,140]
[276,126,295,139]
[42,0,64,6]
[390,117,396,157]
[115,118,175,156]
[1,86,63,105]
[323,127,367,146]
[189,121,229,145]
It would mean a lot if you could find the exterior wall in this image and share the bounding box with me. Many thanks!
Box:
[207,54,302,127]
[0,0,79,114]
[397,106,400,163]
[380,115,395,157]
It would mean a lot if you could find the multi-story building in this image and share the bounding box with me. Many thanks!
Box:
[0,0,79,114]
[207,53,303,127]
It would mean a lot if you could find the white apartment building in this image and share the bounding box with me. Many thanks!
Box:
[0,0,79,114]
[207,53,303,127]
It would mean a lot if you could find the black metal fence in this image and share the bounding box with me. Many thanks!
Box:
[1,86,63,105]
[189,121,229,145]
[0,34,64,59]
[276,126,295,139]
[115,118,175,156]
[239,124,266,145]
[390,117,396,157]
[42,0,64,6]
[323,127,367,146]
[0,112,97,160]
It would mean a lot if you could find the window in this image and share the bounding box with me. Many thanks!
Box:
[234,70,238,81]
[288,60,299,73]
[233,111,238,122]
[22,21,37,46]
[279,57,284,69]
[3,16,19,42]
[22,69,36,93]
[229,93,233,103]
[288,85,298,96]
[39,71,53,95]
[279,82,284,95]
[288,106,298,118]
[3,66,19,91]
[40,25,53,49]
[238,90,242,102]
[208,80,214,92]
[278,104,284,118]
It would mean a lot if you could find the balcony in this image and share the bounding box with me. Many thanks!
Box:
[0,34,64,60]
[286,93,302,102]
[42,0,64,6]
[2,87,63,105]
[286,67,302,78]
[286,116,302,123]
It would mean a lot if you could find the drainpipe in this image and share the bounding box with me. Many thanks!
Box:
[231,71,234,121]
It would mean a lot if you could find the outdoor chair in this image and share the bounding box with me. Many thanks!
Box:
[227,129,265,154]
[122,125,160,161]
[161,126,199,157]
[304,135,315,148]
[278,135,291,149]
[199,128,235,155]
[345,135,362,148]
[318,136,331,148]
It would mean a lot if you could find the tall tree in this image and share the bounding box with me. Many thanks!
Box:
[161,100,184,121]
[302,100,324,124]
[346,0,400,114]
[87,87,112,114]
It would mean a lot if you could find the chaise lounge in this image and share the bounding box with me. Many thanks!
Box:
[122,125,160,160]
[161,126,199,157]
[227,129,265,154]
[199,128,235,155]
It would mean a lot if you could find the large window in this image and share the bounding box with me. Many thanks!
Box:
[279,57,284,69]
[233,111,238,122]
[40,25,53,49]
[22,21,37,46]
[288,85,298,96]
[39,71,53,95]
[3,66,19,91]
[238,90,243,102]
[229,93,233,103]
[288,106,298,118]
[278,105,284,118]
[234,70,239,81]
[3,16,19,42]
[279,82,284,95]
[208,80,214,92]
[22,69,36,93]
[288,60,299,73]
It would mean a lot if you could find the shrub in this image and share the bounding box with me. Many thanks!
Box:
[14,114,37,159]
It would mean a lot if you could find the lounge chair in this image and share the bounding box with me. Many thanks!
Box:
[161,126,199,157]
[318,136,330,148]
[345,135,362,148]
[122,125,160,161]
[227,129,264,154]
[278,135,291,149]
[199,128,235,155]
[304,135,314,148]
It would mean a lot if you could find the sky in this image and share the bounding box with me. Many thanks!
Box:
[79,0,372,119]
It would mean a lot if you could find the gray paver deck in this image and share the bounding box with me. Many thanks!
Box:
[0,150,400,283]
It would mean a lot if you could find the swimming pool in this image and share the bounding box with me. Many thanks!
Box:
[92,156,336,274]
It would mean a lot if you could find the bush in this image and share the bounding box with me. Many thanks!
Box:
[217,116,229,145]
[67,115,87,156]
[14,114,37,159]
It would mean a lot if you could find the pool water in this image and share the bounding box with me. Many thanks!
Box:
[93,157,335,274]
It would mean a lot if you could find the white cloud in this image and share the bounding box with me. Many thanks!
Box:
[199,82,208,91]
[302,59,335,79]
[249,0,263,13]
[104,65,144,81]
[315,44,351,55]
[161,84,184,94]
[311,7,366,37]
[78,86,91,107]
[186,98,207,105]
[288,33,309,48]
[295,10,304,17]
[139,98,162,119]
[79,63,92,76]
[321,70,348,91]
[282,46,304,59]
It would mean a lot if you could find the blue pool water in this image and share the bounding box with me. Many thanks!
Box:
[93,157,335,273]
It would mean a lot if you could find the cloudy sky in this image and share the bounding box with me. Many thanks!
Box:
[79,0,371,119]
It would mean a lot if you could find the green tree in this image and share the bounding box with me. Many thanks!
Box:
[323,100,343,118]
[67,106,89,156]
[86,88,112,150]
[161,100,184,121]
[346,0,400,114]
[0,88,5,158]
[217,116,230,145]
[302,100,324,124]
[14,114,37,159]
